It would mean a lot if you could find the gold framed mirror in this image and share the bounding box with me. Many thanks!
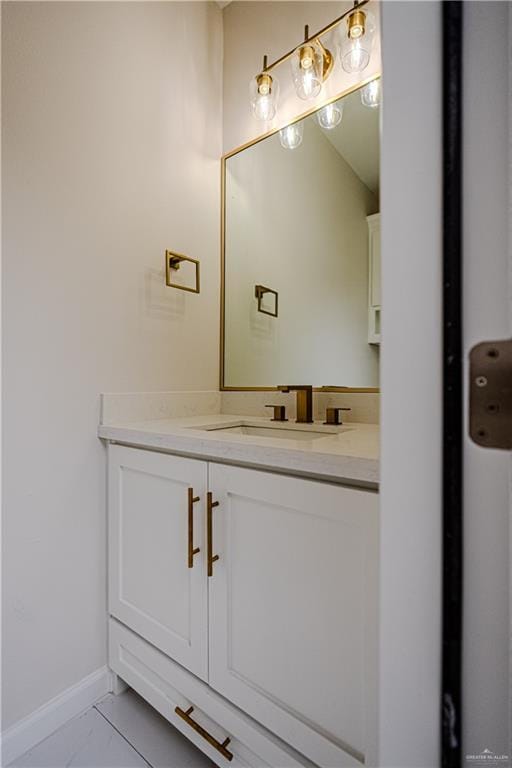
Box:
[220,75,381,392]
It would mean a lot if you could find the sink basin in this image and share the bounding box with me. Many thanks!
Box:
[201,424,342,441]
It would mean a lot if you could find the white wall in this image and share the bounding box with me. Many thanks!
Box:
[224,116,378,387]
[2,1,222,729]
[222,0,381,153]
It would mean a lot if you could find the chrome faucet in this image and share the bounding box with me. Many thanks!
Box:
[277,385,313,424]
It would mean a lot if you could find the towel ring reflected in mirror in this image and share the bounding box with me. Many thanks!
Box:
[255,285,278,318]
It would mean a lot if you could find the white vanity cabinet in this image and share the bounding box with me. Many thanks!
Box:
[107,444,378,768]
[367,213,381,344]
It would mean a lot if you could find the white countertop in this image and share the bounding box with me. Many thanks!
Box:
[99,414,379,489]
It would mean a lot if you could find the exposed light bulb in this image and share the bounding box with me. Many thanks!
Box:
[339,9,375,74]
[341,38,370,73]
[301,67,321,99]
[292,41,323,100]
[250,70,279,122]
[361,79,381,108]
[254,93,276,121]
[301,47,314,69]
[279,122,304,150]
[316,102,343,130]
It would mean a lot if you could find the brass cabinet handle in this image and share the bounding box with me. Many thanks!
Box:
[207,491,220,577]
[175,705,233,761]
[188,488,200,568]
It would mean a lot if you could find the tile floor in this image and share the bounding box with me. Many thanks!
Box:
[10,689,215,768]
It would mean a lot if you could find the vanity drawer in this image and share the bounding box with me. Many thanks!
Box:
[109,618,310,768]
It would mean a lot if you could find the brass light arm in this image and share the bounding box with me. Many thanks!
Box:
[316,37,334,81]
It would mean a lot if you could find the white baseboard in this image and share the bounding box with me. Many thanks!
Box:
[1,666,111,766]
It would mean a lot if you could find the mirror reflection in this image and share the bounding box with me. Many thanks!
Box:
[222,79,381,389]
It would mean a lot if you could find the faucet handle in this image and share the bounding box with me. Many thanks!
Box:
[324,407,351,426]
[265,404,288,422]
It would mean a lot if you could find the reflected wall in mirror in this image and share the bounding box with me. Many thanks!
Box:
[222,78,381,390]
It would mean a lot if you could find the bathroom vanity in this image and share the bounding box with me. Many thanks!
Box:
[100,409,379,768]
[101,73,382,768]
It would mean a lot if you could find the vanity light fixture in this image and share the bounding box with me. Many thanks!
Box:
[279,122,304,150]
[250,55,279,122]
[360,77,381,108]
[316,101,343,130]
[249,0,373,123]
[291,26,333,101]
[339,4,375,73]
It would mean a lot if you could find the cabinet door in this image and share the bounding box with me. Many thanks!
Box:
[208,464,378,768]
[108,445,208,680]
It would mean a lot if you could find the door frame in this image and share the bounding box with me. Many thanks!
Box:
[379,3,443,765]
[381,4,511,764]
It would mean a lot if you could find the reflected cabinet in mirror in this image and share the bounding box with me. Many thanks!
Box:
[221,77,381,390]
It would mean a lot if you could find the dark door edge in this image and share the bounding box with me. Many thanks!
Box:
[442,2,463,766]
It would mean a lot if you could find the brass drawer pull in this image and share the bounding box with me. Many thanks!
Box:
[188,488,200,568]
[207,492,220,577]
[175,705,233,761]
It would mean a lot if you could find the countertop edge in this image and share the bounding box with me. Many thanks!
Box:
[98,423,379,491]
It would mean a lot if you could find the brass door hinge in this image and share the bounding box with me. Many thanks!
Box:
[469,338,512,449]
